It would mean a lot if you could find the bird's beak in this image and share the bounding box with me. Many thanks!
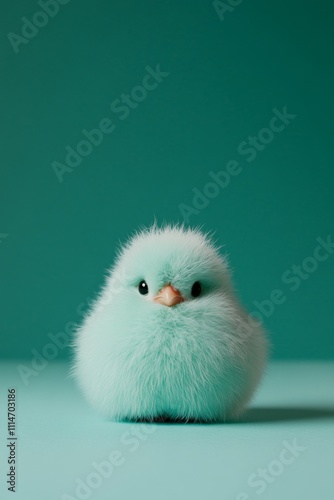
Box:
[154,285,184,307]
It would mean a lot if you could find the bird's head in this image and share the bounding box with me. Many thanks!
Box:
[110,225,232,315]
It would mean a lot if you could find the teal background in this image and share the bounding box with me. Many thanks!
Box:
[1,0,333,360]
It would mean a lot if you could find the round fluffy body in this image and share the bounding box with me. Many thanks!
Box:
[73,226,268,422]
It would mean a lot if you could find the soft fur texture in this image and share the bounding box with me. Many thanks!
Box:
[73,225,268,422]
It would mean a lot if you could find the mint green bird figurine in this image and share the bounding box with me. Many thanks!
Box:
[74,225,267,422]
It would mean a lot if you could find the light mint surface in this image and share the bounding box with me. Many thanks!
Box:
[0,361,333,500]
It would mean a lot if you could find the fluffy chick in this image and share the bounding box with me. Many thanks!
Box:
[73,225,267,422]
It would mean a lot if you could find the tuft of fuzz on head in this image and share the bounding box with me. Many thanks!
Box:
[73,224,268,422]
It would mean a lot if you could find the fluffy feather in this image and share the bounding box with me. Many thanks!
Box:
[73,225,268,422]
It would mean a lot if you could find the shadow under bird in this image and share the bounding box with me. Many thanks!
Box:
[74,225,267,423]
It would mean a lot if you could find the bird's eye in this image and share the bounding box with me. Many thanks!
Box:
[138,280,149,295]
[191,281,202,298]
